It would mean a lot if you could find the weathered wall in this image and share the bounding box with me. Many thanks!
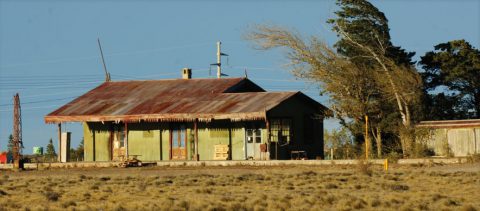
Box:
[83,122,110,161]
[80,98,325,162]
[197,121,246,160]
[128,123,163,161]
[426,129,448,156]
[268,95,324,159]
[476,129,480,154]
[425,127,479,157]
[83,121,249,161]
[83,122,93,161]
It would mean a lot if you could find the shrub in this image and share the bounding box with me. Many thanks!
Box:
[466,154,480,163]
[356,160,373,176]
[44,191,61,201]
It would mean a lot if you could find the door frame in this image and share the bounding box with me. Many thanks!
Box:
[169,124,188,160]
[245,125,262,160]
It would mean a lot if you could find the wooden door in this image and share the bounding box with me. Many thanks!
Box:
[112,125,126,161]
[246,128,262,160]
[171,125,187,160]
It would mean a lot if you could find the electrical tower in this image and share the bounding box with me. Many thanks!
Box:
[12,93,23,169]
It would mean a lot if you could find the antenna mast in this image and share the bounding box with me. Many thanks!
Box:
[97,38,111,82]
[12,93,23,169]
[210,41,228,78]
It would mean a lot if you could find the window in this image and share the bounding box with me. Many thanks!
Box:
[246,129,262,143]
[270,118,292,145]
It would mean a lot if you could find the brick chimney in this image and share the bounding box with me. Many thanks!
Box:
[182,68,192,79]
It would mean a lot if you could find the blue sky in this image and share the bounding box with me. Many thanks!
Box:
[1,0,479,152]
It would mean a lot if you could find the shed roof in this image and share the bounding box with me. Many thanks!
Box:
[44,78,325,123]
[417,119,480,128]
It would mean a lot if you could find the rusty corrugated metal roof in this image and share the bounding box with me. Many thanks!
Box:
[417,119,480,128]
[44,77,314,123]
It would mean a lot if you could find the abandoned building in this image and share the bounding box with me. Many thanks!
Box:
[44,69,328,162]
[417,119,480,157]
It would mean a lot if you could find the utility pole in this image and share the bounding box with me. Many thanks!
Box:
[12,93,23,169]
[97,38,111,82]
[211,41,228,78]
[216,41,221,78]
[365,115,369,160]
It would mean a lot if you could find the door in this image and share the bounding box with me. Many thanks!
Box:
[112,125,126,161]
[246,128,262,160]
[171,125,187,160]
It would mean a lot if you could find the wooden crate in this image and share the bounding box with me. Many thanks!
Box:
[214,144,229,160]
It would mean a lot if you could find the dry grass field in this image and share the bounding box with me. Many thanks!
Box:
[0,163,479,211]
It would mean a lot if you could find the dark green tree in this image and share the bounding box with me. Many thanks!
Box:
[75,138,84,161]
[7,134,13,154]
[327,0,415,68]
[248,0,423,157]
[327,0,422,157]
[420,39,480,119]
[45,138,57,161]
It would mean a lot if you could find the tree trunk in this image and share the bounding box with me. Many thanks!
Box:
[376,128,382,158]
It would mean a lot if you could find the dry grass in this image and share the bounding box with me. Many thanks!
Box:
[0,163,479,210]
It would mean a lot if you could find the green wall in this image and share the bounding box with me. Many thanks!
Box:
[127,123,162,161]
[81,114,319,161]
[196,121,246,160]
[83,122,93,161]
[83,122,110,161]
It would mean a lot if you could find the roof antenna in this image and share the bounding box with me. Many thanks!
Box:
[244,68,248,78]
[210,41,228,79]
[97,38,111,82]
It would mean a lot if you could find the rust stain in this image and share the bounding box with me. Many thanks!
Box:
[45,78,324,123]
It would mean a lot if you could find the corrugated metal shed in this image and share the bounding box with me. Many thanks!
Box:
[417,119,480,156]
[45,78,321,123]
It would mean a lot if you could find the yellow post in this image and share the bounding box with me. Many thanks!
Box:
[384,159,389,171]
[365,115,369,160]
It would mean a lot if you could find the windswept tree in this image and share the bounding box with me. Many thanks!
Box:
[247,25,379,155]
[420,39,480,119]
[327,0,422,157]
[247,0,423,157]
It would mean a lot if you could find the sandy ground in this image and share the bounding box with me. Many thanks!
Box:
[0,163,479,210]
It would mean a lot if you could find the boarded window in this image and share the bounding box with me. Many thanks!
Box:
[209,130,229,138]
[270,118,292,145]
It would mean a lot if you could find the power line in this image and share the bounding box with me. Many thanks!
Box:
[0,96,78,107]
[0,42,214,69]
[0,104,65,113]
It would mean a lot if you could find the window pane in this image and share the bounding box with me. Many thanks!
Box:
[246,129,253,136]
[172,131,179,147]
[270,118,292,143]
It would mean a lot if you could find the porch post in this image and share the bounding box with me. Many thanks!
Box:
[124,122,128,159]
[57,123,61,162]
[228,122,232,160]
[194,119,199,161]
[265,118,270,161]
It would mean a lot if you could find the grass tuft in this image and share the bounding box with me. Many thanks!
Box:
[43,191,61,201]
